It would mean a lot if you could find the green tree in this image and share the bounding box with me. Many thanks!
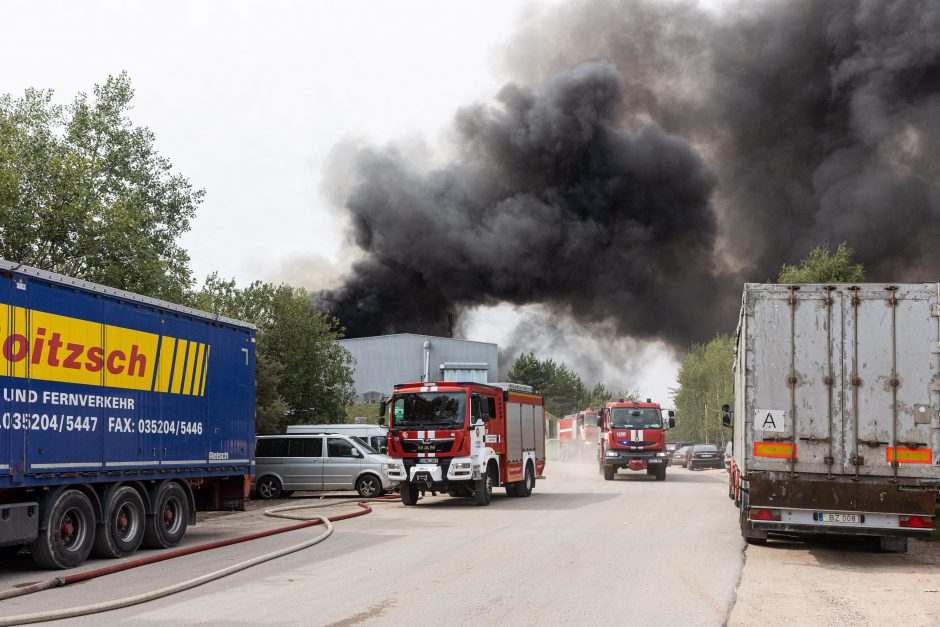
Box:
[0,73,201,302]
[777,242,865,284]
[582,383,638,408]
[671,334,735,444]
[508,353,641,416]
[193,274,356,433]
[507,352,587,417]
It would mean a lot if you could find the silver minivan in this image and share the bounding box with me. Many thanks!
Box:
[252,434,401,499]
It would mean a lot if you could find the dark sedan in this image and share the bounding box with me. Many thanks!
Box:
[687,444,724,470]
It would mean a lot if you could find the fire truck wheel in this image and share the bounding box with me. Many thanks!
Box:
[603,466,616,481]
[93,486,146,558]
[505,482,519,497]
[655,466,666,481]
[518,464,534,497]
[30,489,96,569]
[400,481,419,506]
[474,465,495,506]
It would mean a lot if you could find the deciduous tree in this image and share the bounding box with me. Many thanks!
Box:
[777,242,864,284]
[194,274,356,432]
[0,73,201,302]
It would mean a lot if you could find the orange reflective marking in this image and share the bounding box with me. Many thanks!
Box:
[753,441,795,458]
[886,447,932,464]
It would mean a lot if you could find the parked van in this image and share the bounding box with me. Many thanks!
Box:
[286,424,388,453]
[252,433,400,499]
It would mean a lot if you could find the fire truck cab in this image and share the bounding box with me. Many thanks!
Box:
[382,381,546,506]
[598,399,675,481]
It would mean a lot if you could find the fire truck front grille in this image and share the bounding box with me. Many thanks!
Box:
[401,439,455,454]
[617,441,656,447]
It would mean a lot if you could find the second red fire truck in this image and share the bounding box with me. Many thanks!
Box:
[558,409,601,460]
[382,381,546,506]
[598,399,675,481]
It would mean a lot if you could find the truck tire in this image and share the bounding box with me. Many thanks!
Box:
[93,486,146,558]
[603,466,616,481]
[517,464,534,498]
[655,466,667,481]
[31,489,96,569]
[255,476,282,500]
[143,481,189,549]
[505,482,519,497]
[400,481,419,506]
[474,465,495,506]
[879,536,908,553]
[355,474,382,498]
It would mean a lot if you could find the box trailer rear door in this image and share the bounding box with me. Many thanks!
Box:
[743,283,940,480]
[844,284,939,479]
[745,285,847,475]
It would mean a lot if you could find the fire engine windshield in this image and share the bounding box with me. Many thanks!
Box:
[610,408,662,429]
[390,392,467,429]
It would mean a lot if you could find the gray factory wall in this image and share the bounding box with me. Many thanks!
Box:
[339,335,498,400]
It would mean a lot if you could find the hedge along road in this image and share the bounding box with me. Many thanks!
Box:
[0,463,743,625]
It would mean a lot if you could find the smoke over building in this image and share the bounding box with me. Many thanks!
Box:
[317,0,940,351]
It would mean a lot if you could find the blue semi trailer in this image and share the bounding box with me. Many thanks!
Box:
[0,260,256,568]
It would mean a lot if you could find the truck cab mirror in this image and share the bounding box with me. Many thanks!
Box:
[668,417,676,429]
[667,410,675,418]
[379,401,387,419]
[377,416,386,427]
[721,404,732,428]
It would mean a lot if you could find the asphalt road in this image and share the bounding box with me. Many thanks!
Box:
[0,462,743,626]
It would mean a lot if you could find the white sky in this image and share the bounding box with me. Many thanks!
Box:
[1,0,679,403]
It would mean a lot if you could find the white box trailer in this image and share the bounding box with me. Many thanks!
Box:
[726,283,939,551]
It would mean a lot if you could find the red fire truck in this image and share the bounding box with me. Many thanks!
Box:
[558,409,601,460]
[598,399,675,481]
[382,382,546,506]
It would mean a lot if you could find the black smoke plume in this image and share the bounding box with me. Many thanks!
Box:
[318,0,940,348]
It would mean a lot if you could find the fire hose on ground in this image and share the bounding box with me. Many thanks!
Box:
[0,495,400,625]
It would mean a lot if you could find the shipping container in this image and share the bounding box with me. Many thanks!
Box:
[0,260,255,568]
[726,283,939,551]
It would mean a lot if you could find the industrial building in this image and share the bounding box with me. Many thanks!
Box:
[338,334,498,402]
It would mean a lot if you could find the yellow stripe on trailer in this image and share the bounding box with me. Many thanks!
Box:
[754,441,795,458]
[886,447,932,464]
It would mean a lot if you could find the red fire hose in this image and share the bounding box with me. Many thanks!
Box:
[0,496,398,625]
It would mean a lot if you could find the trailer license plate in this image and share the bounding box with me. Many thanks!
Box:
[817,512,859,524]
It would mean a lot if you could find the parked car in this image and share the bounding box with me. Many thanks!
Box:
[286,423,388,453]
[687,444,723,470]
[723,441,732,472]
[672,445,692,467]
[253,433,401,499]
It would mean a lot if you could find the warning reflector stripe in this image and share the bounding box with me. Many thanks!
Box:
[754,442,795,458]
[886,447,932,464]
